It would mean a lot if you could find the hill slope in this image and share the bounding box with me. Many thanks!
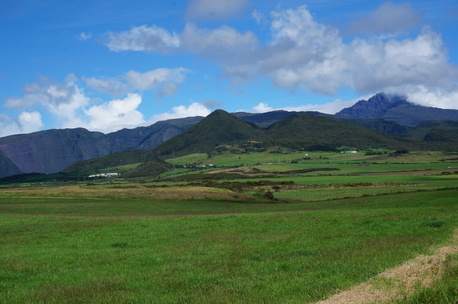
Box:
[265,113,408,150]
[63,110,458,177]
[0,117,201,178]
[148,109,264,158]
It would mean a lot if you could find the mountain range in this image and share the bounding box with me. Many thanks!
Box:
[336,93,458,126]
[1,93,457,179]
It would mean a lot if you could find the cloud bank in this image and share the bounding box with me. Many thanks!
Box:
[106,25,180,54]
[83,68,190,97]
[3,72,209,136]
[0,111,43,137]
[3,2,458,137]
[102,4,458,109]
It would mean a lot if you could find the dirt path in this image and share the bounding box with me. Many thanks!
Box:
[315,230,458,304]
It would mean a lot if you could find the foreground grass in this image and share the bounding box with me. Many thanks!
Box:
[1,188,457,303]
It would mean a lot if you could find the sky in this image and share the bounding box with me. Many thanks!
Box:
[1,0,457,137]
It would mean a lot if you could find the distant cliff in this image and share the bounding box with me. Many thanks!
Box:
[0,117,201,178]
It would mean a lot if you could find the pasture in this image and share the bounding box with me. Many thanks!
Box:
[1,150,457,303]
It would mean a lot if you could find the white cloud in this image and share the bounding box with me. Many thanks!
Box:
[152,102,211,122]
[5,77,90,123]
[252,102,273,113]
[105,25,180,53]
[181,23,258,61]
[186,0,249,21]
[249,98,360,115]
[83,77,128,96]
[264,5,346,94]
[284,98,361,114]
[82,94,146,133]
[252,10,264,24]
[181,23,258,85]
[78,32,92,41]
[0,111,43,137]
[0,114,20,137]
[346,28,458,93]
[391,85,458,110]
[83,68,190,96]
[3,71,204,135]
[347,1,423,36]
[180,5,458,109]
[96,4,458,110]
[18,111,43,134]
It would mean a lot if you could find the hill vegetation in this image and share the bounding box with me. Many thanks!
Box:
[148,109,264,159]
[265,112,407,150]
[0,117,201,178]
[61,109,458,178]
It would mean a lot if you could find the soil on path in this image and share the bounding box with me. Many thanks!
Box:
[315,230,458,304]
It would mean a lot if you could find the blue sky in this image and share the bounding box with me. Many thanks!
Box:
[1,0,457,136]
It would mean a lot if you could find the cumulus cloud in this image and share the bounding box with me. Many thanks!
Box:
[0,111,43,137]
[152,102,211,122]
[264,6,346,94]
[0,114,20,137]
[346,27,458,93]
[186,0,249,21]
[391,85,458,110]
[347,1,423,36]
[82,94,146,133]
[252,102,273,113]
[181,23,259,85]
[181,23,258,61]
[105,25,180,53]
[3,76,149,133]
[5,77,90,123]
[83,68,190,97]
[18,111,43,133]
[178,5,458,108]
[97,3,458,109]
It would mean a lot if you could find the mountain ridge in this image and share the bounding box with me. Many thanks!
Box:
[1,93,458,179]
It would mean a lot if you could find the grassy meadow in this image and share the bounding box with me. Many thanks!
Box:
[1,149,457,303]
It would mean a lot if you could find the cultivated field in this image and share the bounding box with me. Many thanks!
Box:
[1,150,457,303]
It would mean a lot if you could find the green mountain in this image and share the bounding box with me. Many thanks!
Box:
[265,113,408,150]
[148,109,264,158]
[62,110,458,178]
[328,117,412,135]
[397,121,458,142]
[63,149,150,173]
[2,92,458,180]
[62,149,169,178]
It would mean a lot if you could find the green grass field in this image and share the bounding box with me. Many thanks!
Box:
[1,150,457,303]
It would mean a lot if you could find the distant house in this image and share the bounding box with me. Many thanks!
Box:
[105,173,120,177]
[88,173,120,178]
[341,150,358,154]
